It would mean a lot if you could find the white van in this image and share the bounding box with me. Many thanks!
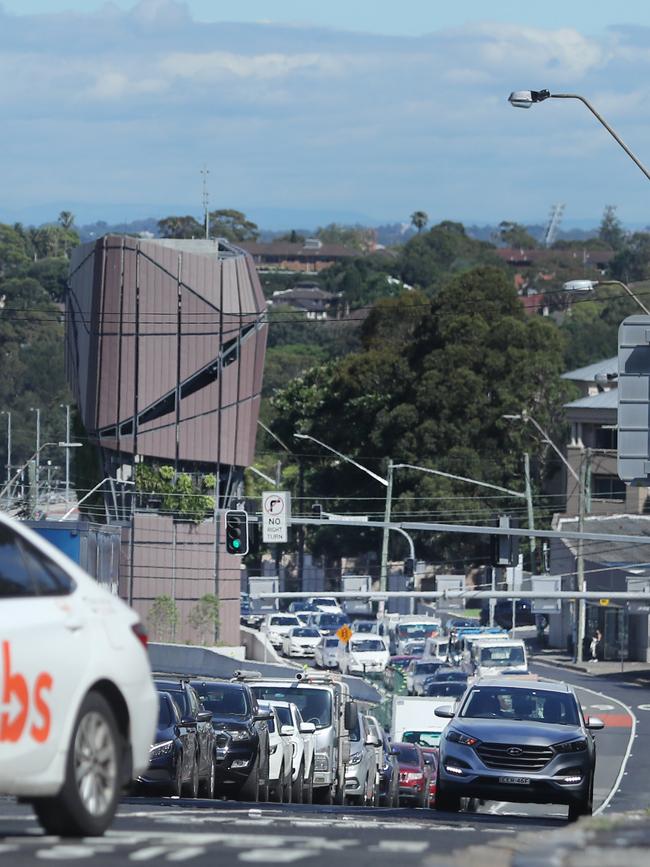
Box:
[337,634,390,676]
[473,639,528,678]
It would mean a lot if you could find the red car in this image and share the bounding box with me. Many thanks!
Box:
[420,747,439,807]
[393,741,431,807]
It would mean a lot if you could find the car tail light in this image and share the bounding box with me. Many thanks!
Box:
[132,622,148,648]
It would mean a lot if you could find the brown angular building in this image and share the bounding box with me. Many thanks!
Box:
[66,236,267,644]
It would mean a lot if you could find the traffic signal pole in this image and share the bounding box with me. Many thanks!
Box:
[379,459,393,611]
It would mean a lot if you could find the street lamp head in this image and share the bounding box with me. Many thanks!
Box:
[502,414,522,420]
[563,279,597,293]
[293,433,308,440]
[58,442,82,448]
[508,89,551,109]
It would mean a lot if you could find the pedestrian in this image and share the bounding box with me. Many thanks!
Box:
[589,629,602,662]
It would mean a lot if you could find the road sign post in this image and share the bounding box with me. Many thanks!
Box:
[262,491,291,544]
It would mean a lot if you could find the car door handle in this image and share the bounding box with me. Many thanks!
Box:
[64,616,84,632]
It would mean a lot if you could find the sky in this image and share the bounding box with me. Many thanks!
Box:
[3,0,650,229]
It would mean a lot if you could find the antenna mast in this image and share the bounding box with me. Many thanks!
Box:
[201,165,210,240]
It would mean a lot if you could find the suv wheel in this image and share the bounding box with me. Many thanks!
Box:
[32,691,122,837]
[183,756,199,798]
[199,757,216,798]
[291,761,304,804]
[434,773,461,813]
[239,756,259,803]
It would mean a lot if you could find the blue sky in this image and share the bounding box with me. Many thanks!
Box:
[3,0,650,228]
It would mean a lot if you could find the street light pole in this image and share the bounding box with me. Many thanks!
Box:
[563,279,650,316]
[30,408,41,506]
[1,411,10,502]
[61,404,71,501]
[379,459,393,597]
[508,89,650,183]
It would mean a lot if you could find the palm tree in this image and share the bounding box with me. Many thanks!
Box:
[410,210,428,233]
[58,211,75,230]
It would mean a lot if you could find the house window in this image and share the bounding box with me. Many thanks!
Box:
[592,475,626,501]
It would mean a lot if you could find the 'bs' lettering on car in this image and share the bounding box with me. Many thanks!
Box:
[1,641,52,743]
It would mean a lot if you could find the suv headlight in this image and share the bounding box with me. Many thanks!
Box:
[227,729,251,741]
[446,730,479,747]
[553,738,587,753]
[314,752,329,771]
[347,751,363,765]
[150,739,174,757]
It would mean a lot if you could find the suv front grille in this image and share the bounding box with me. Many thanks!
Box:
[476,742,553,772]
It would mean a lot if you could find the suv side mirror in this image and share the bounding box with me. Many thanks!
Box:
[365,735,381,747]
[280,724,296,737]
[198,710,213,723]
[586,716,605,731]
[434,705,455,719]
[300,722,316,734]
[344,701,359,732]
[181,717,198,728]
[254,711,274,723]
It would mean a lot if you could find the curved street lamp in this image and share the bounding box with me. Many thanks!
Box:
[508,89,650,183]
[563,279,650,315]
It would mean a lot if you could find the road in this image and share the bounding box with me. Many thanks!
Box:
[0,665,645,867]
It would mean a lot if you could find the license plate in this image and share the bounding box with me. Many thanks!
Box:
[499,776,530,785]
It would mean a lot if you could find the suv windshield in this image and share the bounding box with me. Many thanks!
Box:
[318,613,348,626]
[251,686,332,729]
[270,616,300,626]
[194,684,248,717]
[398,623,437,638]
[461,687,579,725]
[350,639,385,653]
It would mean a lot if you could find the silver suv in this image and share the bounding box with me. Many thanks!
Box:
[344,713,381,806]
[435,678,603,821]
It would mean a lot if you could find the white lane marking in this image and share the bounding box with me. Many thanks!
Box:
[238,851,313,863]
[488,801,508,814]
[589,704,615,711]
[36,846,91,860]
[166,847,206,861]
[637,704,650,711]
[129,846,170,861]
[533,664,638,817]
[373,841,428,853]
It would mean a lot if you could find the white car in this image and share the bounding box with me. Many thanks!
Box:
[0,512,157,836]
[257,702,293,803]
[338,635,390,676]
[308,596,342,614]
[270,700,316,803]
[314,635,340,669]
[281,626,322,658]
[261,613,302,648]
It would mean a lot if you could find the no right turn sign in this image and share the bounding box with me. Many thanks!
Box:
[262,491,291,543]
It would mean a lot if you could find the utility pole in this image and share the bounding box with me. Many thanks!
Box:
[30,408,40,509]
[379,459,394,615]
[576,453,589,663]
[61,404,71,501]
[524,452,536,569]
[1,411,10,504]
[201,165,210,240]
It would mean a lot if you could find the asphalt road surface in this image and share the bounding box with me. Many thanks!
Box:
[0,665,644,867]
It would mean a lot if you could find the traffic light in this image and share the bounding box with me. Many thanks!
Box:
[618,315,650,482]
[225,509,249,555]
[312,502,323,518]
[404,557,415,578]
[490,515,519,567]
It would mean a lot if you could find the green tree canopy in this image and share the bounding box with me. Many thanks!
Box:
[158,215,204,239]
[598,205,626,251]
[208,209,259,242]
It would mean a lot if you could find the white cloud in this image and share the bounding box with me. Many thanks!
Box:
[159,49,344,81]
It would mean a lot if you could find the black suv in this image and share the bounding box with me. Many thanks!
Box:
[436,678,604,821]
[191,680,272,801]
[154,679,216,798]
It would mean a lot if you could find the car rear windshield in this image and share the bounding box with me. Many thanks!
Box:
[415,662,442,673]
[251,686,332,729]
[292,627,320,637]
[394,744,420,763]
[461,687,579,725]
[318,613,349,626]
[479,645,526,666]
[403,731,441,747]
[398,623,437,638]
[270,616,300,626]
[194,684,248,717]
[325,637,339,647]
[425,682,466,698]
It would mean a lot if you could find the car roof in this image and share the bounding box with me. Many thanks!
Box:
[349,632,384,640]
[472,677,570,693]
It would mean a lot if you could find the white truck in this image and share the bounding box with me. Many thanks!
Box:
[471,638,528,678]
[390,695,452,748]
[341,575,372,617]
[248,576,279,618]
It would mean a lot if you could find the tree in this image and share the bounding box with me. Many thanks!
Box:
[148,595,179,643]
[158,215,203,239]
[497,221,537,249]
[315,223,373,252]
[208,209,259,242]
[609,232,650,283]
[598,205,626,251]
[58,211,75,230]
[410,211,429,233]
[188,594,220,645]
